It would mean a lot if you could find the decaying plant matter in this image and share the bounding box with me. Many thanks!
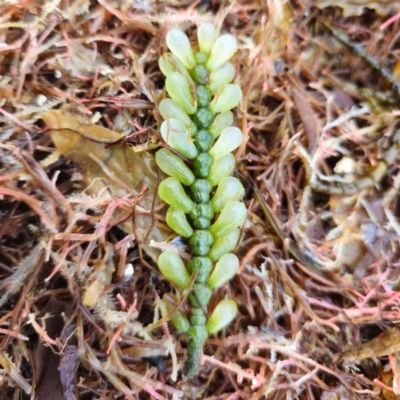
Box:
[2,0,400,399]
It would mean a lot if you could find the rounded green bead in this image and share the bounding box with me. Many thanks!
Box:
[194,130,213,152]
[187,324,208,343]
[193,108,214,129]
[188,256,213,283]
[190,308,207,325]
[193,217,210,229]
[193,153,213,178]
[190,203,214,221]
[189,229,214,256]
[196,86,212,107]
[192,65,210,85]
[190,179,213,203]
[189,284,212,308]
[194,51,208,64]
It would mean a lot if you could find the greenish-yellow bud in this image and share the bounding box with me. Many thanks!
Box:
[159,54,193,81]
[163,298,190,333]
[166,72,196,115]
[206,34,237,71]
[209,127,242,160]
[155,148,195,186]
[209,111,234,139]
[158,177,194,213]
[211,177,245,212]
[166,207,193,238]
[197,23,216,54]
[207,299,237,334]
[208,153,235,186]
[158,251,190,289]
[166,29,195,70]
[159,99,192,128]
[210,201,246,237]
[208,253,239,289]
[208,62,235,94]
[209,228,240,262]
[210,84,242,114]
[160,119,198,159]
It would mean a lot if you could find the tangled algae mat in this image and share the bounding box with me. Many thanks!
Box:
[2,0,400,399]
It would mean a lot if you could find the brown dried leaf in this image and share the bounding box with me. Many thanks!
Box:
[292,88,320,153]
[34,297,71,400]
[334,327,400,362]
[58,347,79,400]
[48,44,112,78]
[382,369,397,400]
[304,0,398,16]
[83,243,115,307]
[41,105,170,260]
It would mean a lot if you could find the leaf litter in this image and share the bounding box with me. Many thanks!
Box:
[1,0,400,399]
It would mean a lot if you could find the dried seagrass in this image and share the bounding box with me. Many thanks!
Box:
[154,24,246,378]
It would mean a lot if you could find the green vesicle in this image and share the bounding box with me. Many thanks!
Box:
[164,297,190,333]
[160,119,198,159]
[197,23,216,54]
[210,84,242,114]
[208,153,236,186]
[158,177,194,213]
[189,285,212,307]
[166,72,196,114]
[206,34,237,71]
[210,201,247,237]
[190,203,215,221]
[159,54,193,81]
[206,299,238,334]
[159,99,192,128]
[155,148,195,186]
[188,256,213,283]
[209,111,234,138]
[194,51,208,64]
[211,177,245,212]
[209,126,243,160]
[158,251,191,289]
[166,207,193,238]
[166,29,196,70]
[208,62,235,94]
[207,253,239,289]
[208,228,240,262]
